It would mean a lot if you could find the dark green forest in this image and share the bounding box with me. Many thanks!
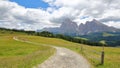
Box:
[80,32,120,47]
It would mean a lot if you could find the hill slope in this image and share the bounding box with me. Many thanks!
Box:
[0,34,55,68]
[80,32,120,46]
[0,30,120,68]
[20,36,120,68]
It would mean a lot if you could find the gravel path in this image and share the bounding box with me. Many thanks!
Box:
[36,46,91,68]
[13,37,91,68]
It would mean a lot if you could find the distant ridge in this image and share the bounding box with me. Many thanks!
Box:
[78,19,119,35]
[40,18,120,36]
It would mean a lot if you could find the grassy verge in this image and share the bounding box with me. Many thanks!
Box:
[0,36,55,68]
[21,36,120,68]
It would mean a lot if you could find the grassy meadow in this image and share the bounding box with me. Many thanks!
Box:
[20,36,120,68]
[0,34,55,68]
[0,30,120,68]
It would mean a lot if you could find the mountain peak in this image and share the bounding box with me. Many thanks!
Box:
[41,19,120,35]
[79,19,119,35]
[91,19,101,24]
[62,18,77,25]
[60,19,78,35]
[92,19,98,22]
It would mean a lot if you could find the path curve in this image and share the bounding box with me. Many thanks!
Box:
[13,37,91,68]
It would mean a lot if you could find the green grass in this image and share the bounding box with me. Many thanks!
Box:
[0,30,119,68]
[20,36,120,68]
[0,35,55,68]
[103,32,115,37]
[74,37,88,40]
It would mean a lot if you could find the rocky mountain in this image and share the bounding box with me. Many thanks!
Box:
[40,19,120,36]
[59,18,78,36]
[41,18,78,36]
[78,19,119,35]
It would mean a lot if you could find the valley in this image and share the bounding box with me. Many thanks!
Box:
[0,29,120,68]
[80,32,120,47]
[0,0,120,68]
[41,19,120,47]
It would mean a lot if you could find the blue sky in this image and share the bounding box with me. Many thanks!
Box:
[10,0,49,9]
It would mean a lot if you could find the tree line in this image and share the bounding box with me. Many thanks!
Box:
[0,27,106,46]
[35,31,106,46]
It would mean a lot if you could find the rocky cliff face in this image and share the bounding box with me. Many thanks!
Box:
[78,19,119,35]
[59,18,78,35]
[41,19,120,36]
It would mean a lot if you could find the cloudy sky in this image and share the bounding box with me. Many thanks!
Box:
[0,0,120,30]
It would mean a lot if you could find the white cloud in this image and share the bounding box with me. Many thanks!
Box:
[104,21,120,29]
[0,0,120,30]
[0,0,54,30]
[43,0,120,28]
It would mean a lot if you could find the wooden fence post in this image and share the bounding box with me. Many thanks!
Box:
[100,41,105,65]
[101,51,104,65]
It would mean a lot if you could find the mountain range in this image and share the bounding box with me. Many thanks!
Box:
[40,18,120,36]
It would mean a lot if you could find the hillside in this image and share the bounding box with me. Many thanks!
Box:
[80,32,120,47]
[0,29,120,68]
[20,36,120,68]
[0,0,120,68]
[0,30,55,68]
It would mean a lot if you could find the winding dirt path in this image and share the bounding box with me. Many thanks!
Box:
[13,37,91,68]
[36,47,91,68]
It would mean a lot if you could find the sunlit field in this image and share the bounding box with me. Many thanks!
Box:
[20,36,120,68]
[0,35,55,68]
[0,30,119,68]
